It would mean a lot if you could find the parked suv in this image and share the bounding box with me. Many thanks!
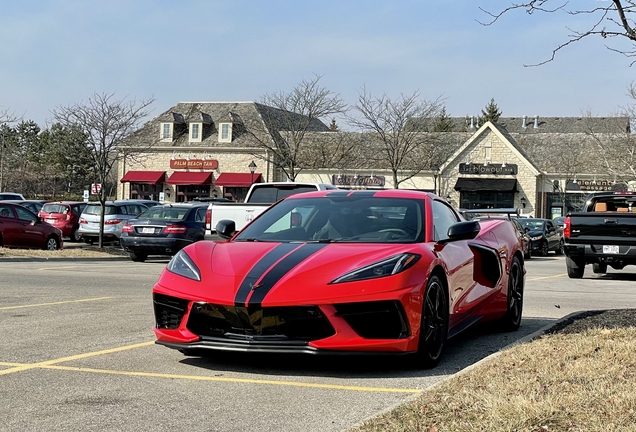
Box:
[78,201,149,244]
[38,201,87,242]
[0,192,26,200]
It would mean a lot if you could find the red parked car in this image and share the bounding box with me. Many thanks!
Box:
[39,201,87,242]
[152,190,525,368]
[0,202,63,250]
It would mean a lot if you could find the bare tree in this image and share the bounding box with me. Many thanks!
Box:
[348,87,443,189]
[249,74,347,181]
[479,1,636,66]
[52,92,155,248]
[0,105,20,192]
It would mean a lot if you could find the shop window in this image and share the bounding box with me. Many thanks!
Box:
[175,185,211,202]
[460,191,514,210]
[129,183,162,201]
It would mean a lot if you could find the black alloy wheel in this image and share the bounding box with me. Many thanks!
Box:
[541,241,549,256]
[555,239,564,255]
[414,274,449,369]
[71,228,81,242]
[500,256,523,331]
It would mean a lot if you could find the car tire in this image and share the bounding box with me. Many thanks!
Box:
[592,262,607,274]
[555,240,564,255]
[541,242,549,256]
[412,274,448,369]
[499,256,524,331]
[0,234,4,247]
[70,228,81,242]
[129,251,147,262]
[524,246,532,260]
[84,238,94,245]
[44,236,60,251]
[566,256,585,279]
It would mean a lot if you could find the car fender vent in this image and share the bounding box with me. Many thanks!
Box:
[468,243,502,288]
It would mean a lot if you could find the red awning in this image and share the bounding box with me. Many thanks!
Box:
[167,171,214,185]
[215,172,263,187]
[120,170,166,184]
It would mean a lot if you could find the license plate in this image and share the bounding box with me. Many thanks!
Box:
[47,219,55,223]
[141,227,155,234]
[603,245,620,254]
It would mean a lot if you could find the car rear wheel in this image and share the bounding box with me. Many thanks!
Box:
[70,228,81,242]
[555,240,564,255]
[592,262,607,274]
[45,236,60,251]
[524,245,532,260]
[566,256,585,279]
[129,251,147,262]
[499,256,524,331]
[84,238,94,245]
[413,274,448,369]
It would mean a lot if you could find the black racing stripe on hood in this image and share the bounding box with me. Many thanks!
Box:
[234,243,299,306]
[247,243,329,307]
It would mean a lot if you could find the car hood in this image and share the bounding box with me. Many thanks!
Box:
[526,230,544,237]
[157,240,424,306]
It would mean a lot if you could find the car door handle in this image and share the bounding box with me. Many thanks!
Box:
[604,219,618,224]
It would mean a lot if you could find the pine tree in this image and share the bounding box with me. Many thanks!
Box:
[432,107,455,132]
[479,98,502,124]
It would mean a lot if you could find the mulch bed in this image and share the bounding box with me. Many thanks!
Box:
[545,309,636,335]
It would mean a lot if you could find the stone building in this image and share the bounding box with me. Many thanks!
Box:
[117,102,631,218]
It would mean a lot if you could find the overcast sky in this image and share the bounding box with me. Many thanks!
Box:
[1,0,634,128]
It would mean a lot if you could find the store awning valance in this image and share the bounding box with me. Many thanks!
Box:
[215,172,263,187]
[166,171,214,185]
[120,171,166,184]
[454,178,518,192]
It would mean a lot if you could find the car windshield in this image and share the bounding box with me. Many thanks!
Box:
[138,207,188,220]
[518,219,545,231]
[234,197,425,243]
[41,204,69,214]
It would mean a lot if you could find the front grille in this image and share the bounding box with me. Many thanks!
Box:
[334,300,409,339]
[154,293,190,329]
[187,304,335,342]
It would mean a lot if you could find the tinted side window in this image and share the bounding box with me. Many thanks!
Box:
[15,206,36,222]
[0,204,15,218]
[195,208,206,222]
[432,200,459,242]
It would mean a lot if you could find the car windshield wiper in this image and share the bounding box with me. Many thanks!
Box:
[234,238,261,242]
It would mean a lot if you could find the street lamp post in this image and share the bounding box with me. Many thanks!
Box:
[249,161,257,185]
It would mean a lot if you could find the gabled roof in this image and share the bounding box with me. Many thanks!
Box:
[440,121,540,175]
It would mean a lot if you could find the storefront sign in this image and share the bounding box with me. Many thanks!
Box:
[170,159,218,170]
[332,175,385,187]
[459,163,518,175]
[565,180,627,192]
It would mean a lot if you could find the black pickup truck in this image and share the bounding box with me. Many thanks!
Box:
[564,191,636,278]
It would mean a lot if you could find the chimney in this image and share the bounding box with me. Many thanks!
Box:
[470,116,474,129]
[522,116,527,128]
[534,115,539,128]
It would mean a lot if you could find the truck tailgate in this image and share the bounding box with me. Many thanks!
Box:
[568,213,636,245]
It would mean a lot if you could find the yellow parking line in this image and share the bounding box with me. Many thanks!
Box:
[527,273,567,281]
[0,341,421,393]
[40,365,423,393]
[0,297,113,311]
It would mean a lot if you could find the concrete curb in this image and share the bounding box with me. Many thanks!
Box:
[349,310,606,430]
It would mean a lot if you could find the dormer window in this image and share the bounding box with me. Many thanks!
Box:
[219,123,232,143]
[190,122,202,142]
[160,123,173,142]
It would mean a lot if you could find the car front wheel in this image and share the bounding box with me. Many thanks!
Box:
[413,274,448,369]
[71,228,81,242]
[45,236,60,251]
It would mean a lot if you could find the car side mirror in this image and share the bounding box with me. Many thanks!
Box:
[439,220,480,244]
[216,219,236,240]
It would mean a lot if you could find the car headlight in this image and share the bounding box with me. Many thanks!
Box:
[531,235,543,241]
[167,249,201,281]
[330,253,420,284]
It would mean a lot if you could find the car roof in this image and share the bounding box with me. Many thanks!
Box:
[151,203,208,208]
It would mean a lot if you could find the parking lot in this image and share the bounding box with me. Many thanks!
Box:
[2,255,636,432]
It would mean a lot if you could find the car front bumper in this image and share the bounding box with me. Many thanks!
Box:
[120,236,192,255]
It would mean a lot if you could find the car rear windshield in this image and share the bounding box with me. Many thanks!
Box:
[249,186,319,204]
[41,204,69,214]
[83,205,120,215]
[138,207,188,220]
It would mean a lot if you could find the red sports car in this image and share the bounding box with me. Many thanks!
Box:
[152,190,525,368]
